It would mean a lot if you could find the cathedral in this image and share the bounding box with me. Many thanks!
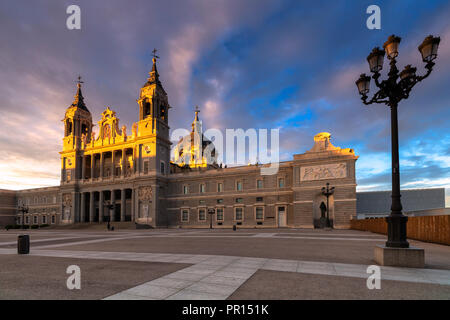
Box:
[1,55,359,229]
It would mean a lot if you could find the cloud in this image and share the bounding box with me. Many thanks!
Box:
[0,0,449,194]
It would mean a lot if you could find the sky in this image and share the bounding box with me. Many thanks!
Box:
[0,0,449,204]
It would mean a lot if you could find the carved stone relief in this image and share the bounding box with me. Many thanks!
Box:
[62,194,72,207]
[300,163,347,181]
[138,186,153,201]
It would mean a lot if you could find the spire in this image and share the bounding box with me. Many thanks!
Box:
[192,106,202,133]
[70,76,89,112]
[194,105,200,122]
[145,48,162,87]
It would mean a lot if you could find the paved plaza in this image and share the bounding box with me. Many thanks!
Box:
[0,227,449,300]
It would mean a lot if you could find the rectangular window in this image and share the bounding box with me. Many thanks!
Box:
[25,216,29,224]
[217,183,223,192]
[256,197,263,202]
[160,161,165,174]
[143,161,149,174]
[200,184,206,193]
[216,208,224,221]
[217,199,223,204]
[235,207,243,221]
[256,207,264,220]
[181,209,189,222]
[42,216,47,224]
[66,170,71,182]
[183,185,189,194]
[199,200,205,204]
[236,181,243,191]
[278,178,285,188]
[33,216,38,224]
[236,198,243,203]
[198,209,206,221]
[51,215,55,224]
[257,179,263,189]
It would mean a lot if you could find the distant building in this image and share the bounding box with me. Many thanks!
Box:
[0,190,16,226]
[356,188,446,218]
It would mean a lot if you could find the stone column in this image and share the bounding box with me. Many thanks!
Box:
[71,192,77,223]
[132,147,136,174]
[110,190,115,222]
[60,200,64,223]
[137,146,141,174]
[80,192,86,222]
[131,188,135,221]
[99,191,104,222]
[111,151,115,178]
[100,153,104,179]
[81,156,86,180]
[121,149,126,178]
[120,189,126,221]
[91,155,94,180]
[89,191,94,222]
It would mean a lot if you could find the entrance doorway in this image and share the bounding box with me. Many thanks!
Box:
[278,206,287,227]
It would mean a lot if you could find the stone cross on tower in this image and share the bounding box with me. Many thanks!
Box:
[194,105,200,118]
[151,48,159,60]
[76,75,84,88]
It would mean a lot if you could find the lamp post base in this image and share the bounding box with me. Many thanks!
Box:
[374,245,424,268]
[385,215,409,248]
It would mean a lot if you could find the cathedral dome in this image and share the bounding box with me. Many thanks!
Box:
[172,107,218,168]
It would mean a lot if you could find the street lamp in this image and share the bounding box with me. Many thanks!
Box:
[18,205,29,229]
[104,200,115,230]
[355,34,440,248]
[321,183,335,228]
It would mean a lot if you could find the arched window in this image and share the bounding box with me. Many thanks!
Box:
[144,101,151,118]
[65,119,73,136]
[81,123,88,135]
[160,104,166,120]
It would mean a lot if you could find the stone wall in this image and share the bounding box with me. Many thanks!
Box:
[0,190,16,226]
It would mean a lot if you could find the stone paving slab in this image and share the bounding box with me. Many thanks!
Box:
[166,289,224,300]
[3,248,449,287]
[1,229,449,300]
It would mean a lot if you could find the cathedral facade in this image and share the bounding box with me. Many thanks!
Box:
[3,57,359,229]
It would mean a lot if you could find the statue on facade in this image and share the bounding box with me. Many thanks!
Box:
[81,133,87,146]
[132,123,138,138]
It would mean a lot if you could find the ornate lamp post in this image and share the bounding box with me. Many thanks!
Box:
[18,205,29,229]
[321,183,335,228]
[104,200,115,230]
[356,35,440,248]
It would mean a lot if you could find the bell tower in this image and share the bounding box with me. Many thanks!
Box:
[137,49,170,137]
[62,76,93,151]
[61,77,93,183]
[135,50,171,176]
